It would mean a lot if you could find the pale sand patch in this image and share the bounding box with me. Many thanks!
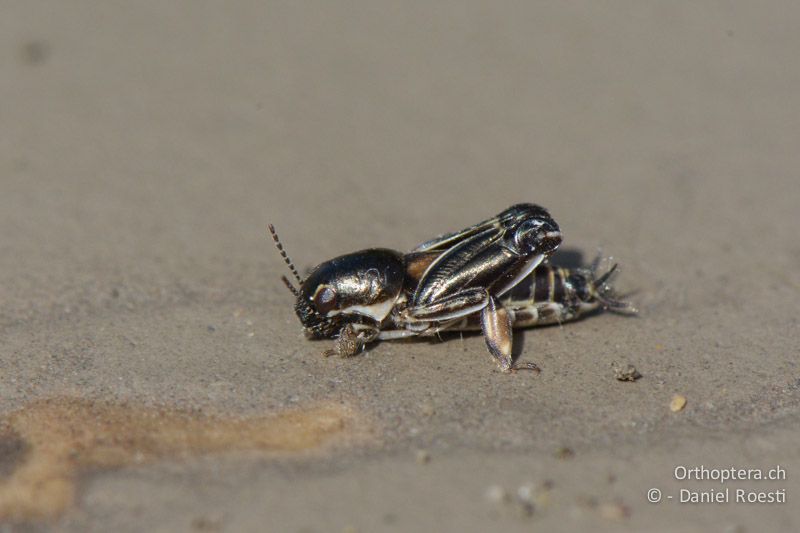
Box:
[0,398,363,521]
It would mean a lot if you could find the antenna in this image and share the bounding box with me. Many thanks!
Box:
[280,275,301,297]
[268,224,303,294]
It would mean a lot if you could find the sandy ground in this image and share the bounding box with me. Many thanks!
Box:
[2,1,799,531]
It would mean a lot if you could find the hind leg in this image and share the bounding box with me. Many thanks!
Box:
[481,296,539,373]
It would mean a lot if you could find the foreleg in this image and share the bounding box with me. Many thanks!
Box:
[323,324,380,358]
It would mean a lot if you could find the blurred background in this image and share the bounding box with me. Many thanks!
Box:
[1,2,798,531]
[4,2,797,290]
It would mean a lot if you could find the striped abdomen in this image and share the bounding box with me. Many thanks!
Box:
[445,263,603,332]
[502,263,591,327]
[505,264,575,307]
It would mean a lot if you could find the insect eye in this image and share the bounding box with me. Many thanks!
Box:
[313,287,338,314]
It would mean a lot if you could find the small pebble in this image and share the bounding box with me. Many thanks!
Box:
[415,450,430,464]
[670,394,687,412]
[191,515,223,531]
[20,40,51,66]
[613,363,641,382]
[575,494,598,509]
[598,502,630,521]
[556,446,575,460]
[516,484,534,503]
[533,489,551,509]
[485,485,509,504]
[515,500,534,518]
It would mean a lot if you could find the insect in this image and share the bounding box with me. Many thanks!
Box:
[270,204,633,372]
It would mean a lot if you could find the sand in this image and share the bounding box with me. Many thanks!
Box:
[1,1,799,531]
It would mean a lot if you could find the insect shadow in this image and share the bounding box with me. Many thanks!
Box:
[548,248,586,270]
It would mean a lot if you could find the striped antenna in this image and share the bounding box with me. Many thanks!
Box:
[268,224,303,293]
[280,275,300,297]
